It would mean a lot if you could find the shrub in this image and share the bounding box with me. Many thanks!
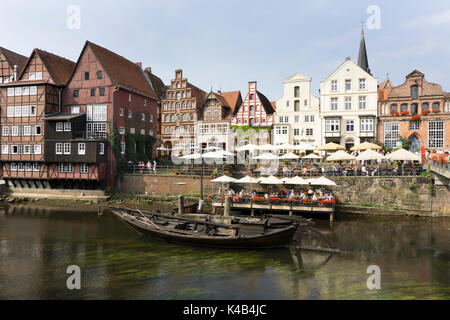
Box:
[408,183,415,191]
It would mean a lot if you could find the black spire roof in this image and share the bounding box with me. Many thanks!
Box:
[357,26,371,75]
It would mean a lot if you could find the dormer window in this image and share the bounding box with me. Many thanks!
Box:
[411,85,418,99]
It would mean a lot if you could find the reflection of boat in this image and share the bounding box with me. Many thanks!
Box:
[109,207,299,249]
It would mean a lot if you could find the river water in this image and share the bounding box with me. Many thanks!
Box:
[0,205,448,300]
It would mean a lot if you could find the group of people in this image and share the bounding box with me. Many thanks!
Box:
[217,187,335,203]
[127,160,157,174]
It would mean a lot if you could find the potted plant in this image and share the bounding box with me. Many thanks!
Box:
[411,114,420,121]
[391,110,399,116]
[421,110,430,116]
[400,110,409,116]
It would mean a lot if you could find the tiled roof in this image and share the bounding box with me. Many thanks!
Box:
[34,49,76,85]
[144,67,166,100]
[84,41,157,99]
[270,101,276,111]
[0,47,28,74]
[186,81,207,107]
[219,90,242,114]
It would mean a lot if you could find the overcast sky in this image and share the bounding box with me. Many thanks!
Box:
[1,0,449,100]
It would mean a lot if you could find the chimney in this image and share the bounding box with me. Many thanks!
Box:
[136,62,142,69]
[13,65,18,81]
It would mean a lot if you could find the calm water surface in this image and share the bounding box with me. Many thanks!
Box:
[0,205,449,299]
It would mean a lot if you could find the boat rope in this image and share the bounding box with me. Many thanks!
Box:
[136,209,164,232]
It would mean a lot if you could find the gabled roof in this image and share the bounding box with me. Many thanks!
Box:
[256,90,275,114]
[219,90,242,114]
[69,41,157,99]
[320,58,374,84]
[406,69,424,79]
[143,67,166,100]
[17,49,75,85]
[0,47,28,74]
[284,72,311,82]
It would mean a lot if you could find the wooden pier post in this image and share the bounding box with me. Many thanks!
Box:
[178,195,185,216]
[224,196,230,217]
[330,207,334,222]
[251,208,255,217]
[289,210,293,216]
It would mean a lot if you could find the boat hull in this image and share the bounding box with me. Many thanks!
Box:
[112,209,297,249]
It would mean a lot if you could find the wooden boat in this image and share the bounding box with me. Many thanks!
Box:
[109,206,299,249]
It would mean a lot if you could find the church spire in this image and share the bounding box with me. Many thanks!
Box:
[357,24,371,75]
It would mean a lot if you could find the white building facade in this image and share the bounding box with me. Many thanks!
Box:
[273,73,321,151]
[320,58,378,149]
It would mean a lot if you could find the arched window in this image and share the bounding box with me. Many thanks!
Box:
[171,102,175,110]
[165,115,169,122]
[171,115,176,122]
[182,102,186,109]
[400,104,408,112]
[422,103,429,110]
[187,102,191,108]
[411,85,418,99]
[411,103,418,115]
[176,102,180,110]
[294,100,300,112]
[294,86,300,97]
[390,104,397,112]
[433,102,440,111]
[182,113,187,121]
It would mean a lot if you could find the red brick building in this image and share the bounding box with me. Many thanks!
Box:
[377,70,450,152]
[0,42,163,190]
[62,41,161,188]
[0,48,75,189]
[230,81,275,145]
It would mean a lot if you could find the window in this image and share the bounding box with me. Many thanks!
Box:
[119,127,125,134]
[282,126,288,135]
[409,121,420,131]
[130,128,135,134]
[359,79,366,90]
[294,115,299,123]
[331,80,337,91]
[401,104,408,112]
[73,90,79,97]
[11,126,19,136]
[326,119,340,132]
[23,126,31,136]
[310,115,314,122]
[17,163,24,171]
[64,143,71,155]
[33,145,41,154]
[422,103,429,111]
[305,115,309,123]
[346,120,354,132]
[411,85,418,99]
[433,102,440,111]
[428,121,444,148]
[294,86,300,97]
[34,125,42,136]
[56,143,63,154]
[71,106,80,114]
[140,129,146,135]
[64,122,71,132]
[30,105,37,116]
[23,145,31,154]
[121,142,126,154]
[33,163,40,172]
[286,101,289,107]
[128,110,132,119]
[56,122,63,132]
[90,88,96,96]
[10,163,17,171]
[25,163,32,171]
[149,130,153,136]
[2,145,8,154]
[30,86,37,95]
[78,143,86,155]
[411,103,418,115]
[359,96,367,109]
[294,100,300,112]
[141,113,145,121]
[2,126,9,136]
[360,118,373,132]
[7,106,14,117]
[306,128,313,136]
[85,72,90,80]
[22,105,29,116]
[80,164,89,174]
[390,104,398,112]
[304,99,307,106]
[97,71,102,79]
[331,98,338,110]
[345,80,351,90]
[99,87,105,96]
[99,143,105,155]
[345,97,352,110]
[384,122,400,147]
[119,108,124,117]
[11,145,18,154]
[15,106,21,117]
[294,128,300,136]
